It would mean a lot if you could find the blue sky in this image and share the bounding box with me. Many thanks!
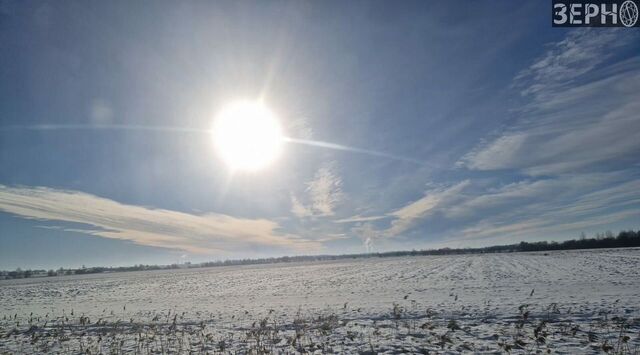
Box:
[1,1,639,269]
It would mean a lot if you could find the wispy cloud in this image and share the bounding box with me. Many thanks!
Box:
[290,193,312,218]
[386,181,470,237]
[445,172,627,219]
[336,29,639,253]
[461,29,640,176]
[438,29,640,246]
[0,185,319,255]
[454,208,640,247]
[348,169,639,249]
[348,181,470,248]
[334,214,389,223]
[307,162,344,216]
[514,29,632,100]
[290,162,344,218]
[447,172,640,239]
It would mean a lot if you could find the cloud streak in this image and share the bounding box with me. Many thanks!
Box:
[0,185,319,256]
[440,29,640,246]
[351,172,639,250]
[445,172,640,243]
[461,29,640,176]
[290,162,344,218]
[386,181,470,237]
[334,215,389,223]
[347,181,471,248]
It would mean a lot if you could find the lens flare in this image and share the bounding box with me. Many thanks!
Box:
[212,101,284,171]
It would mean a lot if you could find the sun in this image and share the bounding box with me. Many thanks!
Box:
[212,100,284,171]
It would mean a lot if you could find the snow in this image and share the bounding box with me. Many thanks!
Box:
[1,248,639,353]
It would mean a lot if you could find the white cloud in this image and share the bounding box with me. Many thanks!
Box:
[442,172,640,244]
[461,29,640,176]
[290,193,312,218]
[385,181,470,237]
[334,30,640,251]
[334,214,389,223]
[308,163,343,216]
[290,162,344,218]
[348,170,639,249]
[514,29,630,100]
[445,172,623,219]
[454,208,639,246]
[0,185,320,256]
[459,134,526,171]
[348,181,470,247]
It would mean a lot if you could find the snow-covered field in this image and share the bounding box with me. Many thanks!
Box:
[1,248,639,353]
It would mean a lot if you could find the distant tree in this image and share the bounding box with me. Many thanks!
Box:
[1,229,638,277]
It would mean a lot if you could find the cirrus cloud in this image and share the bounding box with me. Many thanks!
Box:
[460,29,640,176]
[0,185,320,256]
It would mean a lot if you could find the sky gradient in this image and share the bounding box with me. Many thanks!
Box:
[1,1,639,269]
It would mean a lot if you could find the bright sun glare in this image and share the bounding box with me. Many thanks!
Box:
[212,100,284,171]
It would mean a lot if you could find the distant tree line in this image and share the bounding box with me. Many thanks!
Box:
[516,230,639,252]
[1,229,638,279]
[0,263,189,280]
